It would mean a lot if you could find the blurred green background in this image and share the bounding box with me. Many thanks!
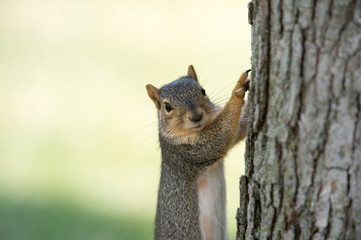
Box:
[0,0,251,239]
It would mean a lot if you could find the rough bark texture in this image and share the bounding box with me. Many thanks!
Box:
[236,0,361,239]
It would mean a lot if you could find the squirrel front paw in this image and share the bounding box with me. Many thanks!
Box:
[233,69,251,99]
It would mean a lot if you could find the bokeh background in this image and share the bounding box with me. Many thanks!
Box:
[0,0,251,239]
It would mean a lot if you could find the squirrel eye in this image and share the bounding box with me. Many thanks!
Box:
[201,88,206,96]
[164,102,173,112]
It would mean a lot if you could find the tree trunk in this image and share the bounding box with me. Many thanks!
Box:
[236,0,361,239]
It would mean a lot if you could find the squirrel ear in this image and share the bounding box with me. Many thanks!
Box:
[146,84,161,110]
[187,65,198,82]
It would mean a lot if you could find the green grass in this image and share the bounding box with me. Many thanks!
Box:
[0,197,153,240]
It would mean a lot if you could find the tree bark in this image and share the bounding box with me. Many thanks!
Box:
[236,0,361,239]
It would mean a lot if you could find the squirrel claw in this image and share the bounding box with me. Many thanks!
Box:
[243,79,250,91]
[236,69,251,90]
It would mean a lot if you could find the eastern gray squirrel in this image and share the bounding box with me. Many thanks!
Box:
[146,65,250,240]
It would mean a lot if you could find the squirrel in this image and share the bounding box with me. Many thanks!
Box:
[146,65,250,240]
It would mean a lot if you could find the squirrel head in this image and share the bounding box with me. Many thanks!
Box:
[146,65,216,138]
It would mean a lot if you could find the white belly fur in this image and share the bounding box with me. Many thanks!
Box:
[197,159,228,240]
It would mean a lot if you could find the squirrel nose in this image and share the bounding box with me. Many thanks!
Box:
[188,112,203,123]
